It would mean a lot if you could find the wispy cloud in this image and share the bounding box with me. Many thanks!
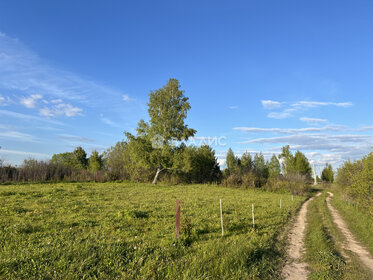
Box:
[20,94,43,108]
[0,130,37,142]
[0,95,13,106]
[234,125,345,134]
[292,101,353,108]
[0,32,124,108]
[0,149,50,158]
[261,100,283,109]
[262,100,353,119]
[58,134,93,143]
[0,109,64,125]
[39,102,83,117]
[299,117,328,125]
[229,105,239,109]
[122,94,133,102]
[100,114,120,127]
[242,133,370,145]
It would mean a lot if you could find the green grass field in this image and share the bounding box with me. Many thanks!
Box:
[0,182,305,279]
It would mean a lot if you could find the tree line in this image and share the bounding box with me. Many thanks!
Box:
[0,78,325,195]
[336,150,373,216]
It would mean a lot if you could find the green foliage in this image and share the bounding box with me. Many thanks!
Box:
[331,191,373,258]
[225,148,238,175]
[51,146,88,170]
[253,152,268,178]
[88,150,103,173]
[336,151,373,215]
[241,151,253,173]
[268,154,281,179]
[147,78,196,142]
[173,145,221,183]
[321,163,334,183]
[222,147,311,193]
[103,141,130,180]
[124,79,198,184]
[0,182,306,279]
[279,145,312,179]
[294,151,312,178]
[279,145,295,174]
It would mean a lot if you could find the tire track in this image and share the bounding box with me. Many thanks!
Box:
[326,192,373,273]
[282,192,321,280]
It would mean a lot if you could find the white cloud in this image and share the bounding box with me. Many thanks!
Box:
[0,95,13,106]
[0,109,64,125]
[51,99,63,104]
[229,105,238,109]
[39,103,83,117]
[242,133,370,145]
[0,149,49,158]
[264,100,353,119]
[356,126,373,131]
[0,130,37,142]
[100,113,120,127]
[292,101,353,108]
[122,94,132,102]
[234,125,344,134]
[20,94,43,108]
[58,134,93,143]
[300,117,327,125]
[261,100,283,109]
[267,109,296,119]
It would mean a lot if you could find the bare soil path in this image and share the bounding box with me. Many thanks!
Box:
[326,192,373,273]
[282,192,321,280]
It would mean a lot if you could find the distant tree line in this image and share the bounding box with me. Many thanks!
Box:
[221,145,313,194]
[336,150,373,216]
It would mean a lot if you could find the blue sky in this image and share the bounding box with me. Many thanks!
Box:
[0,0,373,172]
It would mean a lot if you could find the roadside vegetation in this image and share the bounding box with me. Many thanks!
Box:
[0,182,305,279]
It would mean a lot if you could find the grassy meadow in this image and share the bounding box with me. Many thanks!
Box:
[0,182,306,279]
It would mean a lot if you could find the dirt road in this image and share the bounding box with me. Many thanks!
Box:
[282,192,321,280]
[326,192,373,273]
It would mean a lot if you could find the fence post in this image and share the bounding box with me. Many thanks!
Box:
[220,199,224,236]
[176,200,180,239]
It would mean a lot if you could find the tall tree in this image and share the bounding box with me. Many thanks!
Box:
[241,151,253,173]
[88,150,103,173]
[253,153,268,178]
[125,79,196,184]
[268,154,281,179]
[321,163,334,183]
[226,148,236,175]
[294,151,312,178]
[71,147,88,170]
[279,145,295,174]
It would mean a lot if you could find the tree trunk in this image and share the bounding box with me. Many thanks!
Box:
[152,168,162,185]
